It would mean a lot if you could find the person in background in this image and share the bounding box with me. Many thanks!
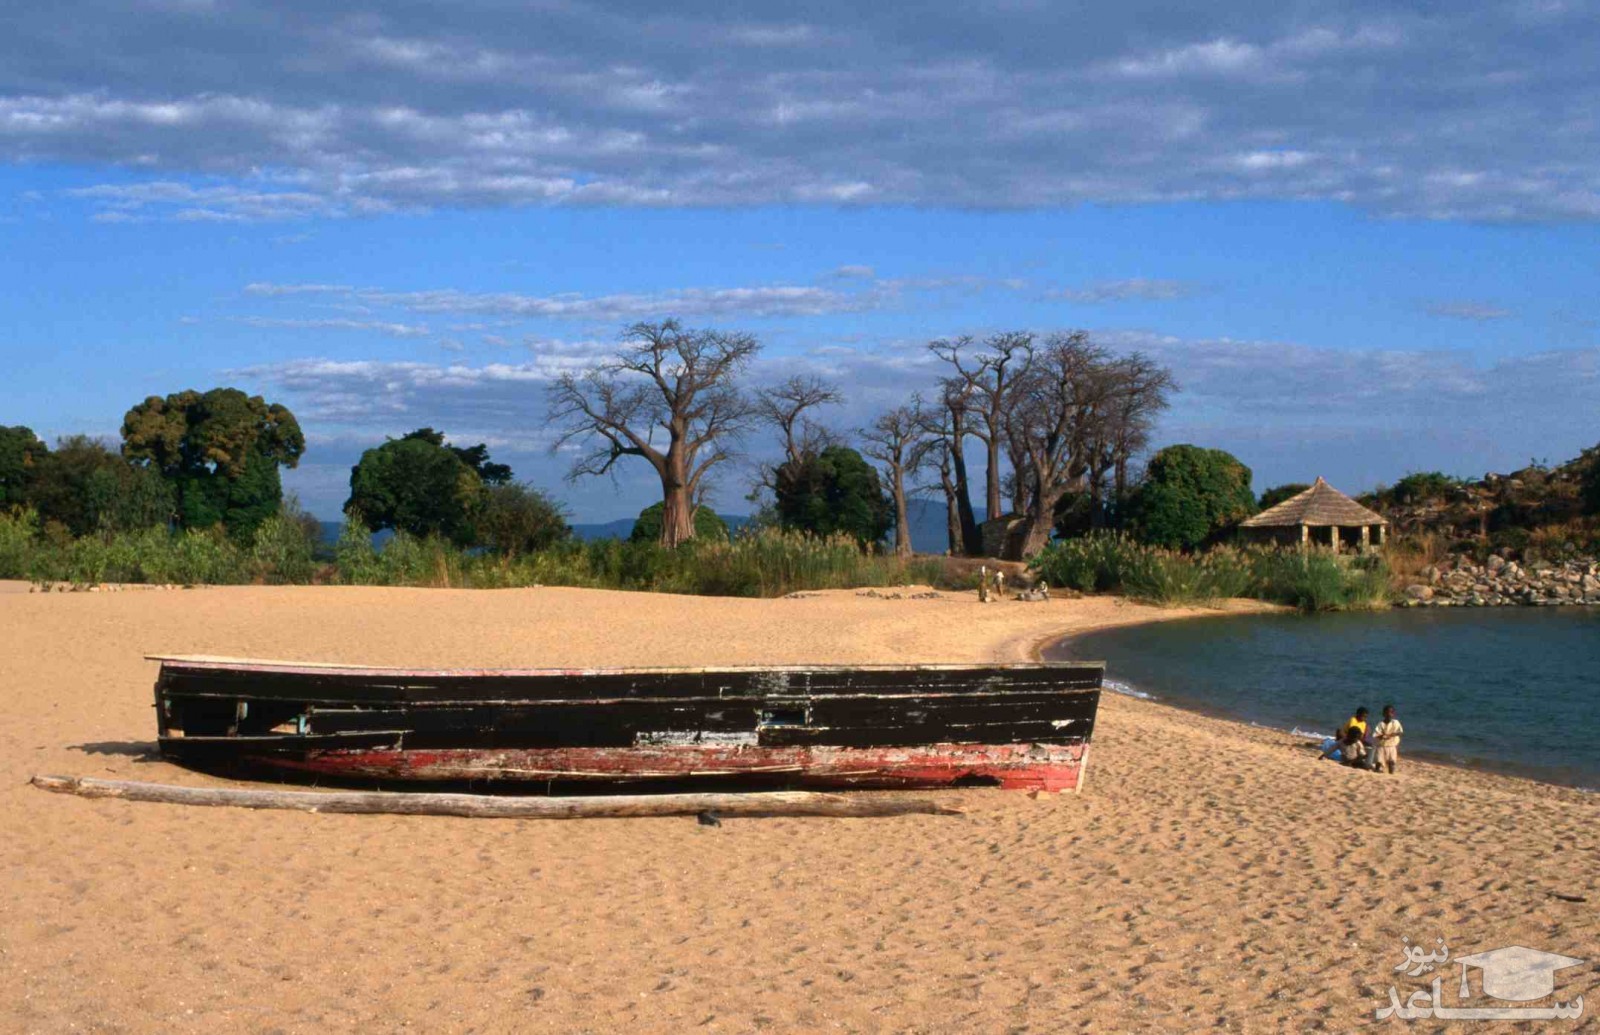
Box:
[1372,704,1403,774]
[1346,706,1370,741]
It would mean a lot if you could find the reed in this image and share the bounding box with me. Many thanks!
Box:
[1029,532,1393,611]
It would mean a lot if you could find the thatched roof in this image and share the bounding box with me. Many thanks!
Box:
[1241,477,1389,528]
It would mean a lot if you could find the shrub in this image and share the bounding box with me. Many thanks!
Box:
[1031,533,1391,612]
[249,513,317,584]
[1248,550,1391,612]
[1387,471,1460,505]
[1126,445,1256,550]
[0,508,40,578]
[1028,533,1139,593]
[334,518,382,584]
[630,502,729,544]
[773,445,892,548]
[479,482,570,558]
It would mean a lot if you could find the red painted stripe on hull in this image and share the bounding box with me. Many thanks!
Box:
[242,742,1088,792]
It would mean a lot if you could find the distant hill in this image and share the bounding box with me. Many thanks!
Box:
[567,517,638,541]
[569,512,752,541]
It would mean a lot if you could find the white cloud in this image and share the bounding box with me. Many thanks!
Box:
[1048,278,1201,303]
[236,316,434,338]
[243,280,895,321]
[3,4,1596,221]
[1424,300,1514,321]
[1111,39,1264,79]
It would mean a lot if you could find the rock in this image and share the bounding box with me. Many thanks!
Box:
[1487,554,1506,573]
[1404,584,1435,602]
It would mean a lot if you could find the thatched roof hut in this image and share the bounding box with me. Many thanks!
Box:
[1240,477,1388,550]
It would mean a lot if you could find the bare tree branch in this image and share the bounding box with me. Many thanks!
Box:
[546,319,760,547]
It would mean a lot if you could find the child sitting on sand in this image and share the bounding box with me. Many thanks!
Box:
[1372,705,1403,774]
[1338,726,1368,768]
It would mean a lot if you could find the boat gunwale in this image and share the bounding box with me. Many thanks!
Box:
[147,654,1107,679]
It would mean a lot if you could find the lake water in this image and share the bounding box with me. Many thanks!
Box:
[1049,608,1600,789]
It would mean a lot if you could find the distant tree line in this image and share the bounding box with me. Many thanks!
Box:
[2,388,307,541]
[9,316,1416,566]
[545,320,1278,558]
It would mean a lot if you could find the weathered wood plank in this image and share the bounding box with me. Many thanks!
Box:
[29,774,963,819]
[157,664,1104,704]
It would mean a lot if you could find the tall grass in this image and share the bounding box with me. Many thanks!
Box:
[3,505,1395,609]
[370,528,958,597]
[0,509,960,599]
[1029,532,1393,611]
[1247,549,1390,611]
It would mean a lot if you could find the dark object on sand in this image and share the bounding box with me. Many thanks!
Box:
[147,655,1104,793]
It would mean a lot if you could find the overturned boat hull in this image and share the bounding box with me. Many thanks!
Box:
[152,656,1103,792]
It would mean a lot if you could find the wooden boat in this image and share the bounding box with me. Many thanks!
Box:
[150,655,1103,792]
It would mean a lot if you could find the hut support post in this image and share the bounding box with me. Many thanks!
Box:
[1299,523,1309,550]
[1360,525,1370,551]
[1329,526,1339,553]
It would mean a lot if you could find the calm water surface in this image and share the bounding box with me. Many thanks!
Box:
[1050,608,1600,789]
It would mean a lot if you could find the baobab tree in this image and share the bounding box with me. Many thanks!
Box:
[1006,332,1174,557]
[919,359,981,554]
[753,373,841,499]
[859,400,933,558]
[1082,354,1175,528]
[548,320,759,548]
[756,374,840,467]
[930,332,1034,521]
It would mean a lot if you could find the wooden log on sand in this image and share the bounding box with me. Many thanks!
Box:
[29,774,964,820]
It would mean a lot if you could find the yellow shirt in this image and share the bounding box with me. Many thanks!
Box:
[1346,717,1369,738]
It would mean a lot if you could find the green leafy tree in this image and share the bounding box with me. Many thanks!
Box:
[1386,471,1459,505]
[1257,483,1311,511]
[345,434,489,545]
[479,482,571,558]
[631,501,729,544]
[27,435,174,536]
[121,387,304,539]
[0,426,48,508]
[774,445,892,548]
[402,428,512,485]
[1128,445,1256,550]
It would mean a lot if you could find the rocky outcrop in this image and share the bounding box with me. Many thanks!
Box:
[1401,556,1600,607]
[1370,447,1598,543]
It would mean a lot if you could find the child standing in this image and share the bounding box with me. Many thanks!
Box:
[1373,704,1403,774]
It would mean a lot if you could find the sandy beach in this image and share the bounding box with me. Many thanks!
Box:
[1,582,1594,1033]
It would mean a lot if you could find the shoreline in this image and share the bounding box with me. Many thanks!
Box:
[1043,609,1600,795]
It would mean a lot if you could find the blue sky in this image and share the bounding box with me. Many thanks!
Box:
[2,1,1597,521]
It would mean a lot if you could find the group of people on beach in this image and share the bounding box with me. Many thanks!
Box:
[1320,705,1404,774]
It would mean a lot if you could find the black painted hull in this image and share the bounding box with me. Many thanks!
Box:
[152,656,1104,791]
